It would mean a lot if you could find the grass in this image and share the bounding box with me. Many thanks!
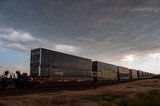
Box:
[126,90,160,106]
[84,90,160,106]
[84,93,125,106]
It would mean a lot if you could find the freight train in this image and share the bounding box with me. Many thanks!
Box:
[0,48,157,89]
[28,48,156,86]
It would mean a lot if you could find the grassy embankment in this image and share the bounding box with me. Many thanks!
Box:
[84,90,160,106]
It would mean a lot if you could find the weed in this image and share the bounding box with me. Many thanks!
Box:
[122,90,160,106]
[84,93,124,106]
[84,90,160,106]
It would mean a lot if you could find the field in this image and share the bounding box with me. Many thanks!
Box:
[0,79,160,106]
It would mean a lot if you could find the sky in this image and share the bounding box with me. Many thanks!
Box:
[0,0,160,74]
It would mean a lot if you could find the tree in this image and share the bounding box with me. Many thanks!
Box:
[4,70,9,78]
[16,70,21,79]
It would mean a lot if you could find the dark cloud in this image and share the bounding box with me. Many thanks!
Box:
[1,0,160,64]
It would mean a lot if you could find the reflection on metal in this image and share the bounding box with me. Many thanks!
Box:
[55,71,63,76]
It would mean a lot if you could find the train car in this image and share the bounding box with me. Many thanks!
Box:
[143,72,148,79]
[129,69,138,79]
[92,61,118,82]
[148,73,151,78]
[30,48,92,78]
[151,73,155,78]
[152,73,157,78]
[28,76,93,86]
[144,71,149,79]
[28,48,157,87]
[146,72,150,79]
[117,66,131,80]
[148,73,152,78]
[149,73,154,78]
[137,70,140,79]
[149,73,152,78]
[30,48,93,85]
[143,72,146,78]
[138,70,144,79]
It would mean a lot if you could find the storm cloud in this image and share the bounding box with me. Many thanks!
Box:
[0,0,160,74]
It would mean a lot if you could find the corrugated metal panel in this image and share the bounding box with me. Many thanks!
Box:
[142,71,146,78]
[41,66,49,76]
[30,49,40,67]
[30,66,39,76]
[41,49,50,66]
[148,73,150,78]
[30,48,41,76]
[92,61,118,80]
[130,69,138,79]
[48,67,92,77]
[142,71,145,78]
[149,73,153,78]
[98,71,117,80]
[138,70,144,79]
[30,48,92,77]
[145,72,149,78]
[118,66,131,80]
[92,61,97,72]
[92,61,117,72]
[44,48,92,71]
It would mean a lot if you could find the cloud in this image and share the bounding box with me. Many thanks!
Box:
[1,0,160,74]
[0,65,4,69]
[122,55,135,62]
[148,53,160,59]
[0,65,29,75]
[55,44,77,53]
[119,53,160,74]
[131,7,160,13]
[4,43,29,52]
[13,65,29,74]
[0,28,42,53]
[0,40,3,50]
[0,28,36,42]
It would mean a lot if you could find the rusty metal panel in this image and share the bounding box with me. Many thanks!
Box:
[97,71,117,80]
[28,76,93,85]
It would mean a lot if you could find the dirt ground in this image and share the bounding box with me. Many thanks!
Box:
[0,79,160,106]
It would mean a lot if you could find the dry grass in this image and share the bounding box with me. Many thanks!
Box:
[84,90,160,106]
[0,79,160,106]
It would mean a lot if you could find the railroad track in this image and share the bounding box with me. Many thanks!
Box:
[0,79,139,96]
